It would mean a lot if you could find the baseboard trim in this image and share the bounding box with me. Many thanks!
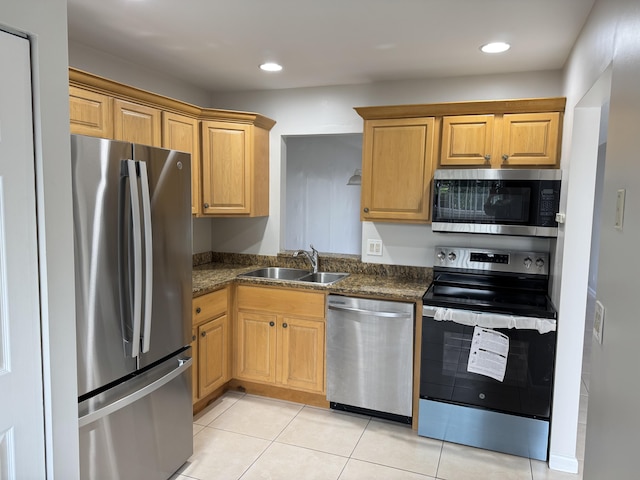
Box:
[549,453,579,473]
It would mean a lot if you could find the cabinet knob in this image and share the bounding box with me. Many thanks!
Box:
[502,154,509,162]
[363,207,369,213]
[269,321,275,327]
[192,335,196,342]
[201,331,206,337]
[282,322,288,328]
[484,154,491,161]
[203,203,209,209]
[195,307,201,314]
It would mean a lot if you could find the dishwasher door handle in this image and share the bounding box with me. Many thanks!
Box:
[328,303,410,318]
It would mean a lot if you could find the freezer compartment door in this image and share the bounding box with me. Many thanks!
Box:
[79,349,193,480]
[134,144,192,367]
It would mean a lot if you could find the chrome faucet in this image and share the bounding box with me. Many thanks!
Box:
[293,244,319,273]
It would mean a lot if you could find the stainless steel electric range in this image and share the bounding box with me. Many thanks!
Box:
[419,247,557,461]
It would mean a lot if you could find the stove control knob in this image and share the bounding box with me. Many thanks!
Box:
[536,258,545,268]
[448,252,457,262]
[524,257,532,269]
[437,251,446,262]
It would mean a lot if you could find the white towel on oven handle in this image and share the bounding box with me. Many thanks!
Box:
[433,307,556,334]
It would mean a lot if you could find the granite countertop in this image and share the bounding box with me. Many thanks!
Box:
[192,261,430,302]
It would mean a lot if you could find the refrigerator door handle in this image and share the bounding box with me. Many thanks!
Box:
[126,159,142,358]
[78,356,192,428]
[139,161,153,354]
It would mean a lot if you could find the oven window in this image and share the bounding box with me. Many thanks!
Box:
[433,180,531,223]
[420,318,555,419]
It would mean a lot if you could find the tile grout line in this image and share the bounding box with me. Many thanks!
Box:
[237,401,306,480]
[433,438,444,480]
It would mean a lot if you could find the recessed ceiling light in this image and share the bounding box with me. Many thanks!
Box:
[259,62,283,72]
[480,42,511,54]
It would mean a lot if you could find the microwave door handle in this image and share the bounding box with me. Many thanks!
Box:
[139,161,153,354]
[126,160,142,358]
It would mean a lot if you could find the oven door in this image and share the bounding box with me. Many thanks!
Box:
[420,311,556,419]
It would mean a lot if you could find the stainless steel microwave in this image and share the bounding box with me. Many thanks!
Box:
[431,169,562,237]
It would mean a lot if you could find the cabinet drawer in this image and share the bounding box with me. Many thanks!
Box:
[193,288,227,326]
[237,285,325,319]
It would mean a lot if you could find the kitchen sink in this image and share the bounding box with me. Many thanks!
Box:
[238,267,309,280]
[297,272,349,285]
[238,267,349,285]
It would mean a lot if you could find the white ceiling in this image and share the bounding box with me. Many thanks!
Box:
[67,0,595,93]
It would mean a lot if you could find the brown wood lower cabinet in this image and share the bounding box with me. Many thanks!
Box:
[192,287,230,404]
[235,285,326,395]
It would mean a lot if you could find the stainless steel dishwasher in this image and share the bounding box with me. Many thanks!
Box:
[326,294,414,424]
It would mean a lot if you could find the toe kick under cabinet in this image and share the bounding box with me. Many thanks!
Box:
[234,285,326,395]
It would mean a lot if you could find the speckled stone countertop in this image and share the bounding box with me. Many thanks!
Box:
[192,251,432,302]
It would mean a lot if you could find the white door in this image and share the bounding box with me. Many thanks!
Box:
[0,29,46,478]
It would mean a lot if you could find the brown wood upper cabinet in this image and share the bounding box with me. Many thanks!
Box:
[113,98,161,147]
[355,98,565,223]
[162,112,200,215]
[358,117,437,223]
[68,68,275,218]
[200,117,273,217]
[69,86,113,138]
[440,111,561,168]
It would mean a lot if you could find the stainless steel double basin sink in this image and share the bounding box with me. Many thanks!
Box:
[238,267,349,285]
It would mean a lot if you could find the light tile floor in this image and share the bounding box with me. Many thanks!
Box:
[172,391,585,480]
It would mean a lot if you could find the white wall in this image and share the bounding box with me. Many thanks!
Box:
[284,134,362,254]
[0,1,79,478]
[68,41,212,106]
[209,70,563,262]
[561,0,640,478]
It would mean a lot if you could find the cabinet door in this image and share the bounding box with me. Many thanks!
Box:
[162,112,201,215]
[113,98,161,147]
[440,114,494,166]
[235,311,277,384]
[198,314,229,398]
[69,86,112,138]
[191,328,198,403]
[361,117,436,222]
[500,112,560,167]
[278,316,325,394]
[201,121,252,215]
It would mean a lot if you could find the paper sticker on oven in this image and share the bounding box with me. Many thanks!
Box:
[467,326,509,382]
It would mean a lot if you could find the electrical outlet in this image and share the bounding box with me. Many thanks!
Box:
[367,239,383,256]
[593,300,605,344]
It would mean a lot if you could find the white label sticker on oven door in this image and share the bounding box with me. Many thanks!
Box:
[467,326,509,382]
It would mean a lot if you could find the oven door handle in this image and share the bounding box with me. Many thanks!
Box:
[423,305,557,333]
[422,305,439,318]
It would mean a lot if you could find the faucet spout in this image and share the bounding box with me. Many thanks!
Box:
[293,244,319,273]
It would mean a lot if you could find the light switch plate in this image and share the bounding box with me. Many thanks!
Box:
[615,189,625,230]
[593,300,605,344]
[367,239,383,256]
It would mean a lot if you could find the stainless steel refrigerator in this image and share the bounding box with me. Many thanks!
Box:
[71,134,193,479]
